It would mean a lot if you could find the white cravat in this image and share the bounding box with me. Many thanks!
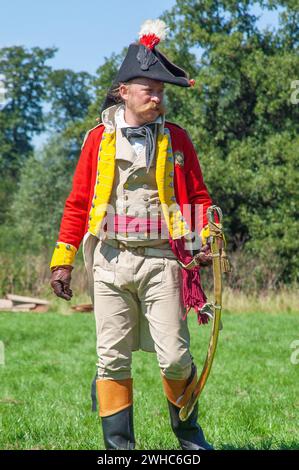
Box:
[115,105,162,156]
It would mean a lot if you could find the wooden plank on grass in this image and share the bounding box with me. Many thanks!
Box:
[0,299,13,310]
[6,294,50,305]
[12,307,32,312]
[12,303,37,310]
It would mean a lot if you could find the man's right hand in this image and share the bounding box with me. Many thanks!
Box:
[50,265,73,301]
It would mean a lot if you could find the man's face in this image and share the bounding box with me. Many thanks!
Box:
[120,78,165,124]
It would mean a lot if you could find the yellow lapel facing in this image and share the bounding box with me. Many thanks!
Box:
[88,131,116,236]
[88,128,190,239]
[155,129,190,239]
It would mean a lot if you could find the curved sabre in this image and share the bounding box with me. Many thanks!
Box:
[179,205,226,422]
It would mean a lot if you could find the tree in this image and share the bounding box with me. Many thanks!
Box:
[0,46,56,175]
[2,1,298,289]
[61,51,126,152]
[0,46,56,223]
[7,135,77,253]
[46,68,94,132]
[160,0,299,285]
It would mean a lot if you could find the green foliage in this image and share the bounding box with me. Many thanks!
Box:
[0,46,56,223]
[0,46,56,176]
[160,0,299,284]
[0,176,15,229]
[0,46,94,225]
[0,135,80,295]
[9,135,77,249]
[89,51,126,118]
[46,69,94,132]
[1,1,298,290]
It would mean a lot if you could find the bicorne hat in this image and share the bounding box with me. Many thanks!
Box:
[101,19,195,111]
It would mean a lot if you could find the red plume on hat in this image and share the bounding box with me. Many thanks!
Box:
[138,19,168,50]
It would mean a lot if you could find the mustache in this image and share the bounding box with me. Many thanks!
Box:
[137,101,166,115]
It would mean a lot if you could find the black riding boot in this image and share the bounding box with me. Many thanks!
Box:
[101,405,135,450]
[167,400,213,450]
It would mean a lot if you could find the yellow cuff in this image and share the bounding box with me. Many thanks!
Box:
[50,242,77,269]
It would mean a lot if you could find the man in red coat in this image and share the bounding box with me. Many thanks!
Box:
[50,19,214,450]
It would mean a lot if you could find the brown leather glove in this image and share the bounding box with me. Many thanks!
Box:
[196,243,213,267]
[50,265,73,301]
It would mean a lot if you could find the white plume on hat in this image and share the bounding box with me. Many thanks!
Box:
[138,19,168,47]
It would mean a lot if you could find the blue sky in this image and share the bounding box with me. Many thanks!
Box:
[1,0,280,75]
[1,1,281,148]
[1,0,176,73]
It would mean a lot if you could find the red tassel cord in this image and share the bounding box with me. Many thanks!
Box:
[168,237,210,325]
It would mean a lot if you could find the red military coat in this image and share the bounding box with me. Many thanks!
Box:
[50,121,212,268]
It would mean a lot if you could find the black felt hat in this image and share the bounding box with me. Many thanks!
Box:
[101,20,195,112]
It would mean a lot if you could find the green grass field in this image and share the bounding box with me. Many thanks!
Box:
[0,306,298,450]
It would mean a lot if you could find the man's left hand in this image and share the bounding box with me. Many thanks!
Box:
[196,244,212,267]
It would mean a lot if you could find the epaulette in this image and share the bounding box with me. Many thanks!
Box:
[81,121,104,150]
